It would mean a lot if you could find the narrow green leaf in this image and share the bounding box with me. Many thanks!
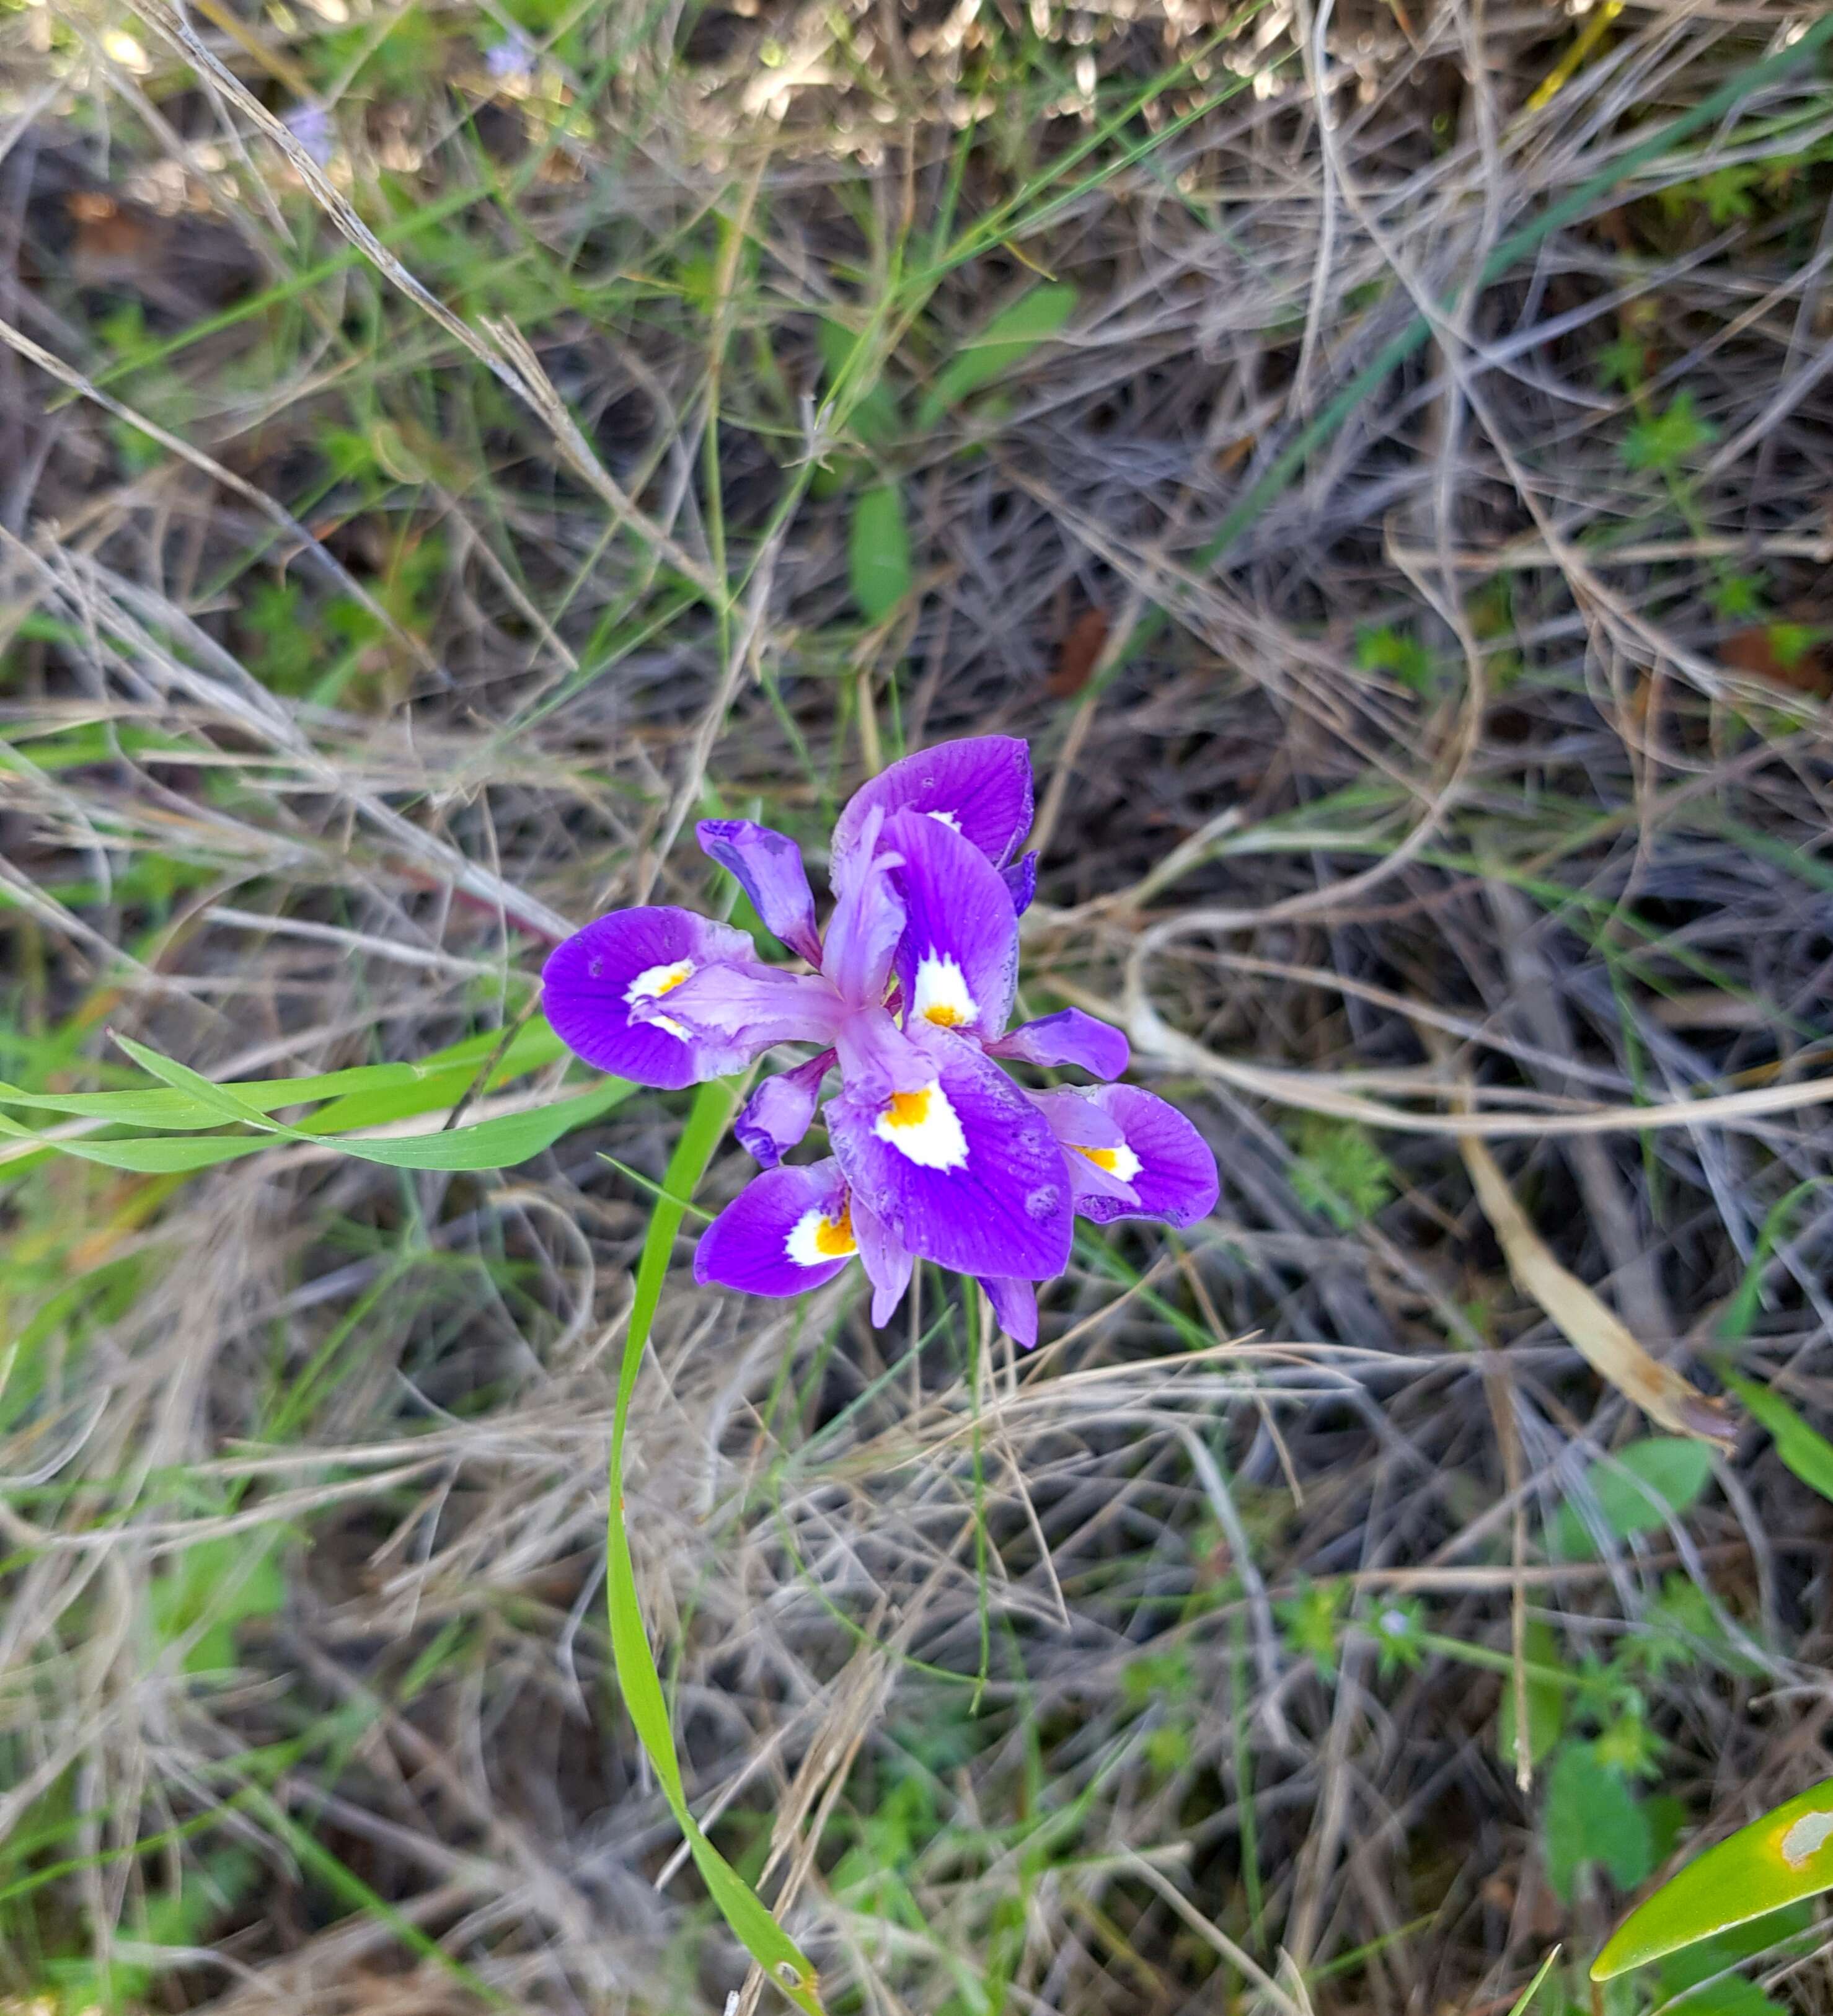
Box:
[849,484,912,622]
[1553,1438,1716,1559]
[1723,1374,1833,1504]
[606,1080,827,2013]
[3,1031,625,1176]
[314,1082,631,1169]
[1593,1780,1833,1979]
[1503,1947,1562,2016]
[0,1112,269,1172]
[0,1020,560,1132]
[1718,1179,1831,1341]
[914,282,1079,428]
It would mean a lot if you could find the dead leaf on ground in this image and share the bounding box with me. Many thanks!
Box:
[1048,605,1110,697]
[1723,622,1832,697]
[1460,1134,1734,1448]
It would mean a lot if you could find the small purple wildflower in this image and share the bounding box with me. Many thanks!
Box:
[484,29,535,81]
[283,101,335,170]
[542,736,1219,1345]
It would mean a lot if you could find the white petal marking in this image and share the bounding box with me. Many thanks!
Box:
[911,949,979,1029]
[785,1204,857,1267]
[625,958,694,1042]
[1076,1137,1142,1183]
[925,809,963,834]
[873,1080,969,1170]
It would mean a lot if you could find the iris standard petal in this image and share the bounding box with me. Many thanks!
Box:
[693,1158,857,1298]
[640,960,844,1057]
[852,1193,915,1327]
[978,1275,1039,1350]
[734,1050,833,1168]
[823,805,906,1009]
[831,735,1033,872]
[1000,850,1039,916]
[697,818,823,965]
[826,1029,1074,1280]
[1061,1084,1219,1227]
[885,807,1019,1039]
[542,906,767,1089]
[988,1006,1129,1080]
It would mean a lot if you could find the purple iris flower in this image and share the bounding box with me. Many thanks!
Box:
[541,736,1218,1346]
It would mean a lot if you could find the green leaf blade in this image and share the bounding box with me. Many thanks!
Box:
[1593,1780,1833,1980]
[604,1079,828,2014]
[849,483,912,622]
[915,282,1078,428]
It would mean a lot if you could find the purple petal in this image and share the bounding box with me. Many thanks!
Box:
[989,1007,1129,1080]
[693,1159,856,1298]
[978,1276,1038,1350]
[1000,851,1039,916]
[827,1028,1073,1280]
[735,1051,832,1168]
[853,1194,914,1327]
[834,1006,931,1103]
[885,808,1018,1040]
[697,819,823,965]
[831,736,1033,872]
[823,805,906,1009]
[542,907,771,1089]
[1027,1085,1125,1149]
[1064,1084,1218,1227]
[642,960,843,1054]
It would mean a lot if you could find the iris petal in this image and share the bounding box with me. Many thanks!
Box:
[1058,1084,1218,1227]
[734,1050,833,1168]
[978,1275,1039,1350]
[823,805,907,1009]
[640,960,844,1053]
[542,907,769,1089]
[884,808,1019,1039]
[827,1028,1073,1280]
[697,819,823,965]
[852,1193,915,1327]
[693,1159,855,1298]
[989,1007,1128,1080]
[831,735,1033,872]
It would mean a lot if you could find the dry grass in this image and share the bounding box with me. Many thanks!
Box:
[4,0,1833,2010]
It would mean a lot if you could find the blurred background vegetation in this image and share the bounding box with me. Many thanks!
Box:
[4,0,1833,2010]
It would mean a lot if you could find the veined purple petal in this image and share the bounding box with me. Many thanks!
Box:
[827,1028,1073,1280]
[885,808,1018,1040]
[834,1006,931,1103]
[693,1159,856,1298]
[1030,1087,1138,1209]
[1028,1085,1126,1150]
[1001,851,1039,916]
[853,1194,914,1327]
[640,960,844,1054]
[978,1276,1038,1350]
[735,1050,832,1168]
[823,805,906,1009]
[697,819,823,965]
[542,907,767,1089]
[989,1007,1129,1080]
[1062,1084,1218,1227]
[831,736,1033,872]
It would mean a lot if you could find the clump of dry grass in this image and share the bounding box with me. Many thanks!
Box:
[4,0,1833,2010]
